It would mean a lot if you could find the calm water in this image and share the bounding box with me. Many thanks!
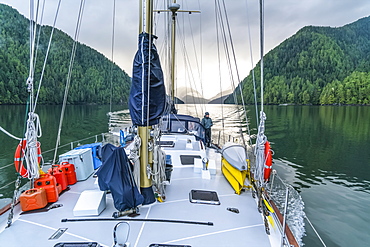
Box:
[0,104,369,246]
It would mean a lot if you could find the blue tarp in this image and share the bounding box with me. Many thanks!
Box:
[96,144,144,211]
[129,32,166,126]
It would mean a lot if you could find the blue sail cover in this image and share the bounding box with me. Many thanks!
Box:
[129,32,166,126]
[96,144,144,211]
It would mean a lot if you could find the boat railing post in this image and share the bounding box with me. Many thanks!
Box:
[270,169,276,194]
[70,142,73,150]
[95,135,98,143]
[281,187,289,246]
[218,131,221,145]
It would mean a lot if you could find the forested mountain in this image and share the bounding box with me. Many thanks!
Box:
[0,4,131,105]
[227,16,370,105]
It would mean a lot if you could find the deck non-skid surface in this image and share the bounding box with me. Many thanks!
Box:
[0,155,271,247]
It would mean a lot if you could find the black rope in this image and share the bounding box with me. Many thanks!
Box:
[62,217,213,226]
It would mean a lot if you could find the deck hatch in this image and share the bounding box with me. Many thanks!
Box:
[156,141,175,147]
[189,190,220,205]
[149,244,191,247]
[53,243,99,247]
[180,155,201,165]
[48,228,68,240]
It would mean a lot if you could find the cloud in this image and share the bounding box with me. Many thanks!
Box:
[1,0,370,98]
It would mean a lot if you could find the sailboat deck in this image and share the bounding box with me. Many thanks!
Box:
[0,150,273,247]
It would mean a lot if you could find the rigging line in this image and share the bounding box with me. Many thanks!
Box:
[28,1,36,80]
[305,215,327,247]
[259,0,264,112]
[52,0,86,166]
[28,0,36,112]
[0,179,19,191]
[177,24,200,116]
[215,0,236,105]
[29,0,41,103]
[0,126,22,141]
[197,0,204,113]
[29,0,42,113]
[216,1,240,111]
[177,21,202,108]
[220,0,247,116]
[109,0,116,113]
[33,0,62,112]
[31,0,42,106]
[184,4,204,110]
[0,163,15,171]
[220,0,251,145]
[245,0,259,127]
[216,0,246,144]
[32,0,44,86]
[214,0,225,143]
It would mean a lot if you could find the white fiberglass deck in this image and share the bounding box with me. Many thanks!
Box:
[0,150,275,247]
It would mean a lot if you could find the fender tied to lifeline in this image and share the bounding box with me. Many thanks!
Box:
[14,140,41,178]
[263,141,273,181]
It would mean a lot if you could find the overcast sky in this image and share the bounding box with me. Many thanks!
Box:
[1,0,370,99]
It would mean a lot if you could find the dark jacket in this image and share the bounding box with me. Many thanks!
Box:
[201,117,213,129]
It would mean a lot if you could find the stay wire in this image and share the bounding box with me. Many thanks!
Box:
[109,0,116,113]
[177,23,200,117]
[215,0,244,130]
[245,0,259,126]
[33,0,62,112]
[220,0,251,145]
[52,0,86,165]
[259,0,264,112]
[215,0,237,106]
[214,0,225,144]
[184,2,204,113]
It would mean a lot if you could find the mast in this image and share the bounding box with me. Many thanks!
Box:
[138,0,155,205]
[155,2,199,109]
[169,1,180,103]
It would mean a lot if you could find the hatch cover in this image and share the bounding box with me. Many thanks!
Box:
[189,190,220,205]
[180,155,201,165]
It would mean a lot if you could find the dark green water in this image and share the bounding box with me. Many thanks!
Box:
[264,106,370,247]
[0,104,369,246]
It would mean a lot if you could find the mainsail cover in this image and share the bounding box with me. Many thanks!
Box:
[97,144,144,211]
[129,32,166,126]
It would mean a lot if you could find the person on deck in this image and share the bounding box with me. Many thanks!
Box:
[201,112,213,147]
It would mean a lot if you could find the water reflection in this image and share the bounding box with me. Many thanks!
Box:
[264,105,370,193]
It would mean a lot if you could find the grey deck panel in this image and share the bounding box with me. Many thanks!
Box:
[0,151,271,247]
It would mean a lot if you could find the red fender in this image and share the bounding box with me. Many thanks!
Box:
[14,140,41,178]
[264,141,273,181]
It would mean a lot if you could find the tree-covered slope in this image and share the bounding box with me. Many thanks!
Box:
[0,4,131,104]
[228,16,370,105]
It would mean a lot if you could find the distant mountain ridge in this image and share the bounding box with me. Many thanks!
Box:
[208,89,233,104]
[0,4,131,104]
[227,16,370,105]
[176,87,209,104]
